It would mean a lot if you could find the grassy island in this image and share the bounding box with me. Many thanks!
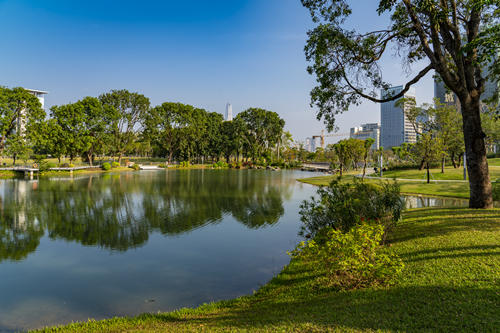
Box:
[34,207,500,332]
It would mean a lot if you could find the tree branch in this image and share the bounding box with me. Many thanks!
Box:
[341,63,433,103]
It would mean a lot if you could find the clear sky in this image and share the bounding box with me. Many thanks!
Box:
[0,0,435,144]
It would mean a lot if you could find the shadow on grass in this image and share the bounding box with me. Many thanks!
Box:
[389,208,500,244]
[150,286,499,332]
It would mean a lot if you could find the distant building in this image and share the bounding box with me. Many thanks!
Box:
[350,123,380,150]
[305,137,315,152]
[380,86,417,149]
[434,70,499,108]
[225,103,233,121]
[17,88,48,135]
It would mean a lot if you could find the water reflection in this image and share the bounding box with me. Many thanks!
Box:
[404,195,500,209]
[0,170,292,262]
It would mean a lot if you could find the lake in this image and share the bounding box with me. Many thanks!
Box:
[0,169,479,331]
[0,170,319,331]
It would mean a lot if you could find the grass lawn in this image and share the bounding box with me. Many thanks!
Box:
[382,164,500,181]
[33,207,500,332]
[298,175,473,199]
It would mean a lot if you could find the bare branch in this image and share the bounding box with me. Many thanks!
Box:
[341,63,433,103]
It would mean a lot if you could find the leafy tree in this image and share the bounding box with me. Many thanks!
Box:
[333,140,351,177]
[5,134,31,165]
[0,87,45,161]
[236,108,285,163]
[362,138,375,179]
[412,132,445,183]
[99,90,150,164]
[50,97,117,165]
[302,0,499,208]
[481,108,500,154]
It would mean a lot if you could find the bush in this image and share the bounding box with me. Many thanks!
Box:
[102,162,111,171]
[212,161,228,169]
[299,178,404,239]
[178,161,190,168]
[47,162,57,169]
[289,224,404,290]
[111,161,120,168]
[130,163,140,171]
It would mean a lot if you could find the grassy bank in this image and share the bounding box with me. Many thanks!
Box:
[298,175,473,199]
[33,207,500,332]
[381,164,500,181]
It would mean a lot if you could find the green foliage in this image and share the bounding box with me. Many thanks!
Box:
[493,180,500,201]
[290,224,404,290]
[299,178,404,237]
[212,161,228,169]
[0,87,45,158]
[102,162,111,171]
[99,89,150,161]
[178,161,190,168]
[111,161,120,168]
[130,163,140,171]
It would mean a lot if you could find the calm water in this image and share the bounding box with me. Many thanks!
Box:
[0,170,484,331]
[0,170,319,332]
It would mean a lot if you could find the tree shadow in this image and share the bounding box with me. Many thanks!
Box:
[389,208,500,244]
[149,285,498,332]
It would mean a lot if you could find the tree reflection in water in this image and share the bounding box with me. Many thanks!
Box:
[0,170,292,262]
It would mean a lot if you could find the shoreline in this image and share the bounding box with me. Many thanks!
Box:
[30,207,500,332]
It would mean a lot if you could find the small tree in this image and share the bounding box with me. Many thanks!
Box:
[362,138,375,180]
[412,132,445,183]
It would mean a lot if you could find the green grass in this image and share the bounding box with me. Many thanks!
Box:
[382,164,500,181]
[298,175,473,199]
[33,207,500,332]
[488,158,500,167]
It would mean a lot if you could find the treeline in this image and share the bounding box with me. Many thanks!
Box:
[0,87,286,165]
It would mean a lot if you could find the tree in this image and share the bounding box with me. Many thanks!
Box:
[412,132,445,183]
[5,133,31,165]
[362,138,375,179]
[302,0,499,208]
[99,90,150,164]
[50,97,117,165]
[0,87,45,161]
[236,108,285,163]
[333,139,351,177]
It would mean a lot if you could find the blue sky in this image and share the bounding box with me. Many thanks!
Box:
[0,0,434,143]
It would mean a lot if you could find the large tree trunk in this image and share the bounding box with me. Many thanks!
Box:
[461,98,493,208]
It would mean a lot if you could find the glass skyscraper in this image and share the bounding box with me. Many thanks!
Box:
[380,86,417,149]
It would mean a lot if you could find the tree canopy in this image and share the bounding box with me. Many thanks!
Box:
[302,0,499,208]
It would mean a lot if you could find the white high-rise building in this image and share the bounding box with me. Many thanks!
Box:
[350,123,380,150]
[225,103,233,121]
[380,86,417,149]
[17,88,47,135]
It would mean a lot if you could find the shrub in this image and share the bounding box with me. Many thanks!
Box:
[289,224,404,290]
[178,161,190,168]
[68,163,74,168]
[47,162,57,169]
[212,161,228,169]
[112,161,120,168]
[299,178,404,239]
[102,162,111,171]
